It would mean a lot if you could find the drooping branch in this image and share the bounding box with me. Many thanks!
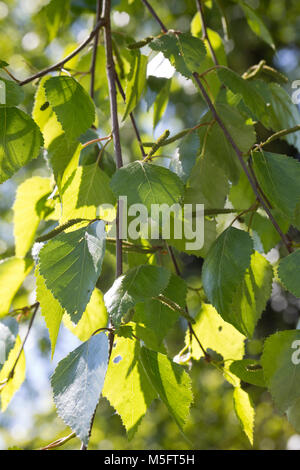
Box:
[16,18,105,86]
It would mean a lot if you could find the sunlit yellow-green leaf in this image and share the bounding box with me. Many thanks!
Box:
[188,303,246,386]
[0,258,33,318]
[63,288,108,342]
[103,336,156,439]
[14,177,53,257]
[36,269,64,359]
[233,387,255,445]
[0,335,26,411]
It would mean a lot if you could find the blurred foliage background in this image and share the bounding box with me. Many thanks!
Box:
[1,0,300,450]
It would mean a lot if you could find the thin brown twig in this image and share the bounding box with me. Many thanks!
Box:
[7,303,39,382]
[17,18,105,86]
[166,245,210,359]
[195,0,219,65]
[90,0,103,98]
[248,157,273,209]
[39,432,76,451]
[115,74,146,158]
[189,322,211,362]
[103,0,123,278]
[229,202,259,227]
[82,135,112,148]
[142,121,213,148]
[258,125,300,148]
[141,0,168,33]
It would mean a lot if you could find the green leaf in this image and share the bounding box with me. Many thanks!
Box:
[262,330,300,411]
[0,318,18,367]
[252,150,300,221]
[103,336,156,439]
[278,249,300,297]
[37,263,108,357]
[167,216,217,258]
[0,107,43,183]
[191,19,227,98]
[229,359,266,387]
[202,227,253,316]
[169,131,200,183]
[233,387,255,445]
[0,60,9,68]
[191,16,227,64]
[240,2,275,49]
[140,346,193,430]
[176,32,206,74]
[39,220,106,320]
[145,76,168,111]
[0,335,26,411]
[61,163,115,223]
[104,265,170,327]
[229,171,256,210]
[246,210,289,254]
[188,303,246,386]
[32,76,63,148]
[153,78,171,129]
[134,274,187,348]
[0,78,24,107]
[217,68,267,121]
[14,177,52,257]
[287,397,300,433]
[123,52,147,121]
[110,161,184,211]
[44,76,95,141]
[254,82,300,150]
[149,32,206,78]
[36,269,64,359]
[185,142,229,210]
[149,32,191,79]
[198,104,255,184]
[63,288,108,342]
[0,258,33,318]
[47,135,81,191]
[51,332,109,446]
[229,251,273,337]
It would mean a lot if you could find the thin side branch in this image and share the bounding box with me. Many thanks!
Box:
[141,0,168,33]
[142,121,213,148]
[18,18,105,86]
[7,304,39,382]
[166,244,210,360]
[115,74,146,158]
[259,125,300,148]
[103,0,123,277]
[90,0,103,98]
[195,0,219,65]
[39,432,76,451]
